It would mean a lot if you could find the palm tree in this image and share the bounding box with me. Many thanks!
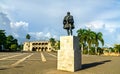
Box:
[77,29,94,54]
[86,29,96,54]
[77,28,104,55]
[77,29,87,53]
[94,32,104,54]
[85,29,92,54]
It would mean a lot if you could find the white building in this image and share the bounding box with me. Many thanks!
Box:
[23,41,52,52]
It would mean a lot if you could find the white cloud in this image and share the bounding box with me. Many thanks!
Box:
[10,21,29,38]
[85,21,105,30]
[0,12,29,38]
[105,24,116,33]
[1,0,120,45]
[29,32,57,40]
[45,32,52,38]
[85,20,120,34]
[105,23,120,33]
[29,32,43,40]
[0,12,11,34]
[10,21,28,30]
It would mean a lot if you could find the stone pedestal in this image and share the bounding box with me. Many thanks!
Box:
[57,36,81,72]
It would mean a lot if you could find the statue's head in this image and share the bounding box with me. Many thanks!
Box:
[67,12,70,15]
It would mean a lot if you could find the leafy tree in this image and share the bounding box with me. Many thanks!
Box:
[26,34,31,41]
[49,38,60,51]
[0,30,19,51]
[57,41,60,50]
[17,44,23,51]
[5,35,18,51]
[12,39,18,44]
[49,38,56,49]
[10,44,18,51]
[5,35,14,49]
[55,41,60,50]
[89,47,95,55]
[0,30,6,50]
[97,47,104,55]
[109,47,114,52]
[114,44,120,53]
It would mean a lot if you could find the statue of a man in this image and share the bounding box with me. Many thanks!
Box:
[63,12,75,35]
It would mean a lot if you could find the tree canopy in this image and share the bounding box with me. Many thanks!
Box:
[49,38,60,51]
[0,30,20,51]
[26,34,31,41]
[77,28,104,54]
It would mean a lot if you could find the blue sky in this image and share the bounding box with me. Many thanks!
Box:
[0,0,120,47]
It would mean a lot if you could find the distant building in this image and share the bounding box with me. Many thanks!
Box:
[23,41,52,52]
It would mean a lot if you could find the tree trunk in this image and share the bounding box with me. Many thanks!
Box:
[88,45,90,55]
[95,46,97,55]
[81,44,83,54]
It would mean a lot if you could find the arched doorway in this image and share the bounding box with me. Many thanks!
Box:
[32,47,36,51]
[41,47,44,51]
[45,47,48,51]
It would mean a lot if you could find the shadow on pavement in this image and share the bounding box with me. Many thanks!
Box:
[81,60,111,70]
[14,65,24,68]
[0,65,11,70]
[0,65,23,70]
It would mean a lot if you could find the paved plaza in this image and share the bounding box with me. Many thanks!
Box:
[0,52,120,74]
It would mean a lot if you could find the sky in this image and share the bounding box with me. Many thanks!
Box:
[0,0,120,47]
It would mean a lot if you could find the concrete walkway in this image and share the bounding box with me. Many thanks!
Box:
[0,52,120,74]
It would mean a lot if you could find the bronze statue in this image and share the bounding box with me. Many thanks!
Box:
[63,12,75,35]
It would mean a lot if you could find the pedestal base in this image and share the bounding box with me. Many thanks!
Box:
[57,36,82,72]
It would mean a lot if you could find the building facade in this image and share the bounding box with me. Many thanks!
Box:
[23,41,52,52]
